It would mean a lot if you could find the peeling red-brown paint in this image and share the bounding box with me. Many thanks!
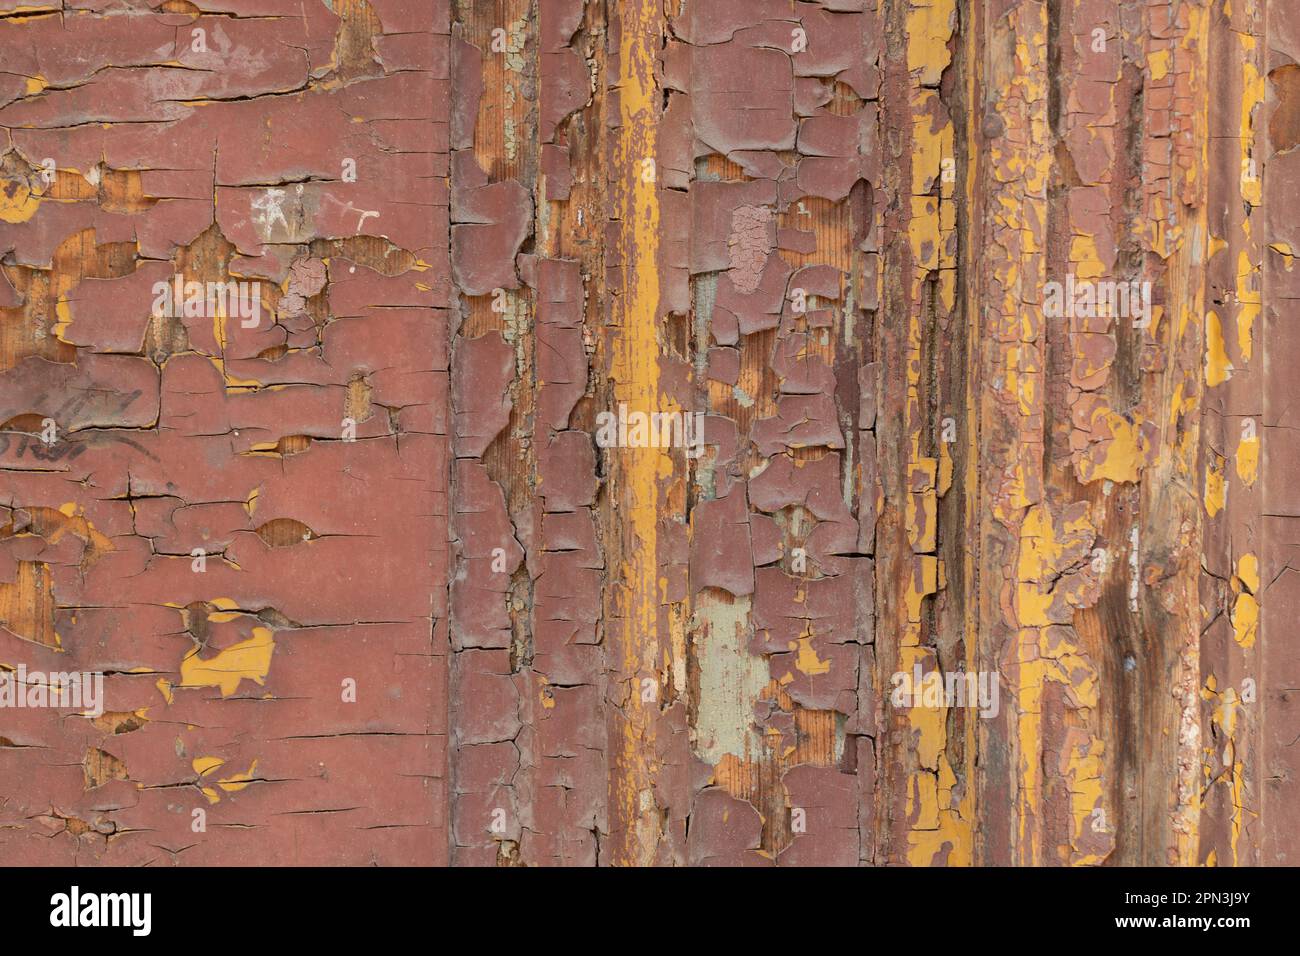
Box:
[2,0,1297,869]
[0,0,451,865]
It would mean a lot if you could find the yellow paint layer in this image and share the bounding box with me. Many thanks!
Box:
[176,626,276,696]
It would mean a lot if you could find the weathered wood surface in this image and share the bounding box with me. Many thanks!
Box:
[0,0,1294,866]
